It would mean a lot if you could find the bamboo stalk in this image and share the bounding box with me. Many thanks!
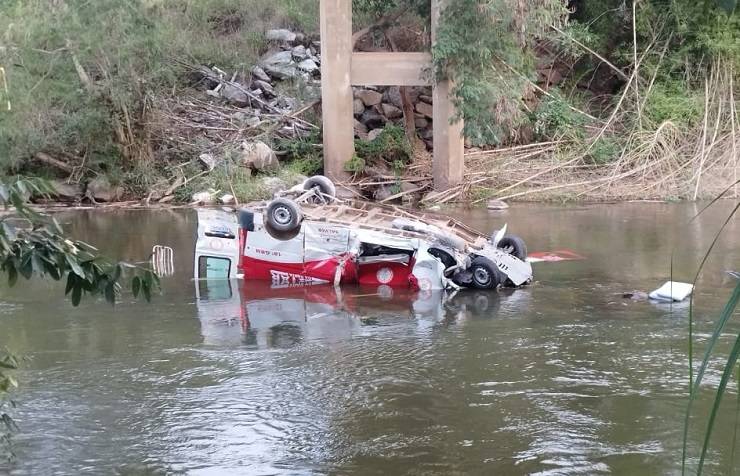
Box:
[694,80,711,200]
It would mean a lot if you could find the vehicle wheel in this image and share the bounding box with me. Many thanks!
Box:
[266,198,303,232]
[496,234,528,261]
[303,175,336,201]
[469,256,504,290]
[428,247,457,271]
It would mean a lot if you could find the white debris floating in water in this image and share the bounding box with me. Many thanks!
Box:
[649,281,694,302]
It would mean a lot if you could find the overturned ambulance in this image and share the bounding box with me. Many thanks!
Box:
[194,176,533,291]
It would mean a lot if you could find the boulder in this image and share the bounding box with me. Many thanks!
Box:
[50,180,82,201]
[265,29,297,43]
[198,153,218,171]
[353,98,365,116]
[355,89,383,107]
[241,141,278,171]
[232,112,261,128]
[416,101,433,119]
[296,58,319,74]
[260,50,298,79]
[336,184,361,200]
[381,103,403,119]
[251,65,271,82]
[373,185,395,202]
[262,176,288,195]
[367,129,384,141]
[87,176,121,202]
[354,119,369,139]
[401,182,420,193]
[419,127,434,140]
[220,83,249,107]
[383,86,404,109]
[192,190,216,205]
[419,94,433,103]
[360,110,387,130]
[291,45,308,60]
[253,79,275,97]
[219,194,236,205]
[415,117,429,129]
[487,199,509,210]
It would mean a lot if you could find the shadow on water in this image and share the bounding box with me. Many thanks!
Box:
[0,202,738,474]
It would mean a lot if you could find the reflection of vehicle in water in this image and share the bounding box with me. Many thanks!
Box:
[195,280,527,347]
[194,176,533,292]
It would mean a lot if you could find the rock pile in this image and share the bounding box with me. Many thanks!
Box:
[352,85,435,149]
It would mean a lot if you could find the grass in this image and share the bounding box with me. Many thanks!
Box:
[0,0,319,194]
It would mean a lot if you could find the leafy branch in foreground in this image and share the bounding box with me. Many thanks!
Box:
[0,177,159,305]
[0,176,160,457]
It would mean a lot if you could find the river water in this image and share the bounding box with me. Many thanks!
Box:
[0,202,739,475]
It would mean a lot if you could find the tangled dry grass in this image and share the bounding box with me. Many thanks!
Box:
[439,62,740,203]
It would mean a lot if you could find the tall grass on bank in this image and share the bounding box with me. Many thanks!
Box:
[0,0,318,178]
[681,183,740,475]
[464,55,739,202]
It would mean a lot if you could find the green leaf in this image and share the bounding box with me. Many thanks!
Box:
[71,284,82,307]
[65,273,76,295]
[7,266,17,287]
[691,282,740,395]
[66,255,85,278]
[698,324,740,474]
[142,281,152,302]
[132,276,141,298]
[19,253,33,279]
[104,283,116,304]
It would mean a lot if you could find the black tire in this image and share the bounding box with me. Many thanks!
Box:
[428,247,457,271]
[469,256,504,290]
[303,175,336,200]
[266,198,303,232]
[496,234,528,261]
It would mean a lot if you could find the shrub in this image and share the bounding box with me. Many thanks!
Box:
[533,91,586,140]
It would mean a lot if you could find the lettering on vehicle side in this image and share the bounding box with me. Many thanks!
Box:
[317,227,340,235]
[270,270,325,286]
[255,248,281,257]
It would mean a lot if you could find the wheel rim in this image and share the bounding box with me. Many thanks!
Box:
[273,206,292,225]
[473,267,491,286]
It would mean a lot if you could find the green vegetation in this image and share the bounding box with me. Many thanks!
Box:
[0,0,738,202]
[0,176,159,457]
[0,0,319,199]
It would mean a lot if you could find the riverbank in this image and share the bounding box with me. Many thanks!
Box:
[2,2,738,206]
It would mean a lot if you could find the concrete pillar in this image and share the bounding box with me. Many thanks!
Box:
[320,0,354,181]
[431,0,464,190]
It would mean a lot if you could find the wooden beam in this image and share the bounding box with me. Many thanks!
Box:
[320,0,354,181]
[431,0,464,190]
[351,52,432,86]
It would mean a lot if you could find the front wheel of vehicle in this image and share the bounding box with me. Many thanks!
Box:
[469,256,504,290]
[266,198,303,232]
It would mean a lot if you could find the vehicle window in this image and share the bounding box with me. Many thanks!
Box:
[198,256,231,279]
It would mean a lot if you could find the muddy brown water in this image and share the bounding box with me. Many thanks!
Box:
[0,202,739,475]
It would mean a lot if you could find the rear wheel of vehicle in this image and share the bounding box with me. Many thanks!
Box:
[428,247,457,271]
[496,234,528,261]
[303,175,336,202]
[266,198,303,232]
[469,256,504,290]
